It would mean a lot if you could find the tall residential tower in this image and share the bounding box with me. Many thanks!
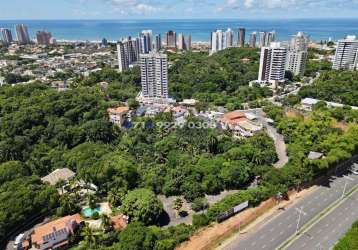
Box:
[238,28,246,47]
[286,32,308,76]
[1,28,13,45]
[333,35,358,70]
[140,52,169,99]
[258,42,288,84]
[16,24,31,45]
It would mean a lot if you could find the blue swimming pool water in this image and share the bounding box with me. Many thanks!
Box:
[82,207,101,218]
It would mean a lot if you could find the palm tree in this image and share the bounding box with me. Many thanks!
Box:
[81,224,97,247]
[100,214,111,231]
[56,179,67,194]
[108,190,121,208]
[87,193,97,209]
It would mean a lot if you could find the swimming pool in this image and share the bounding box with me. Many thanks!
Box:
[82,207,101,218]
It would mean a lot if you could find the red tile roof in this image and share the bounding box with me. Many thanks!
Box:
[32,214,82,245]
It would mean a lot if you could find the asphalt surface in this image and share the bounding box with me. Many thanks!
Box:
[286,184,358,250]
[222,164,358,250]
[242,109,289,168]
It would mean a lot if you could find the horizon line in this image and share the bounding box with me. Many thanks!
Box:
[1,17,358,21]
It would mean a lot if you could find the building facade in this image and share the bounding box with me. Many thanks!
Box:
[259,31,267,48]
[36,31,52,45]
[225,28,234,48]
[333,35,358,70]
[249,32,257,48]
[140,52,168,99]
[139,30,152,54]
[238,27,246,47]
[1,28,13,44]
[285,32,308,76]
[177,33,186,50]
[166,30,177,49]
[16,24,31,45]
[117,37,140,72]
[187,35,192,50]
[258,42,288,84]
[154,34,162,51]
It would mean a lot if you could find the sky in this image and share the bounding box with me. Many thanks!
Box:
[1,0,358,19]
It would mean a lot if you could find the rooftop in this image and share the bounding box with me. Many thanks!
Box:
[308,151,324,160]
[32,214,82,245]
[41,168,75,186]
[107,106,130,115]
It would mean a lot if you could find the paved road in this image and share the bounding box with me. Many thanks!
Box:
[222,162,358,250]
[286,184,358,250]
[243,109,288,168]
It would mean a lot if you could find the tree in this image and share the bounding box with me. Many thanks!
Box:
[121,188,164,225]
[191,197,209,212]
[172,198,183,217]
[115,222,157,250]
[87,193,97,209]
[101,214,111,231]
[81,224,97,247]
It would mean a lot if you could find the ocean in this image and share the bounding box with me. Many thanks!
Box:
[1,19,358,42]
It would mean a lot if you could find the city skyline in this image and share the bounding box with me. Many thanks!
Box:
[1,0,358,20]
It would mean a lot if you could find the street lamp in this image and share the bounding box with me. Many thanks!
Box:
[342,175,354,198]
[295,207,307,235]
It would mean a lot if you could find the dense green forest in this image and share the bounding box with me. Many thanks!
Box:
[0,79,276,244]
[299,71,358,106]
[168,48,272,108]
[334,220,358,250]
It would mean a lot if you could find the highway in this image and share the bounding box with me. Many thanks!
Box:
[221,161,358,250]
[286,184,358,250]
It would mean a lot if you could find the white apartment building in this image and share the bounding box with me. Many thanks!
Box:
[225,28,234,48]
[286,32,308,76]
[117,38,140,72]
[258,42,288,84]
[333,35,358,70]
[211,28,233,54]
[140,52,168,99]
[249,32,257,48]
[259,31,267,48]
[139,30,152,54]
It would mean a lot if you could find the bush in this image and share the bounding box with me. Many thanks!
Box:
[206,191,253,221]
[192,214,210,228]
[191,197,209,212]
[92,211,100,220]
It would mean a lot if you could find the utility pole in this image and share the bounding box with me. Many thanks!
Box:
[342,175,354,198]
[295,207,307,235]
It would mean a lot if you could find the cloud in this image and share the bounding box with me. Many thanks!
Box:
[244,0,254,8]
[103,0,160,15]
